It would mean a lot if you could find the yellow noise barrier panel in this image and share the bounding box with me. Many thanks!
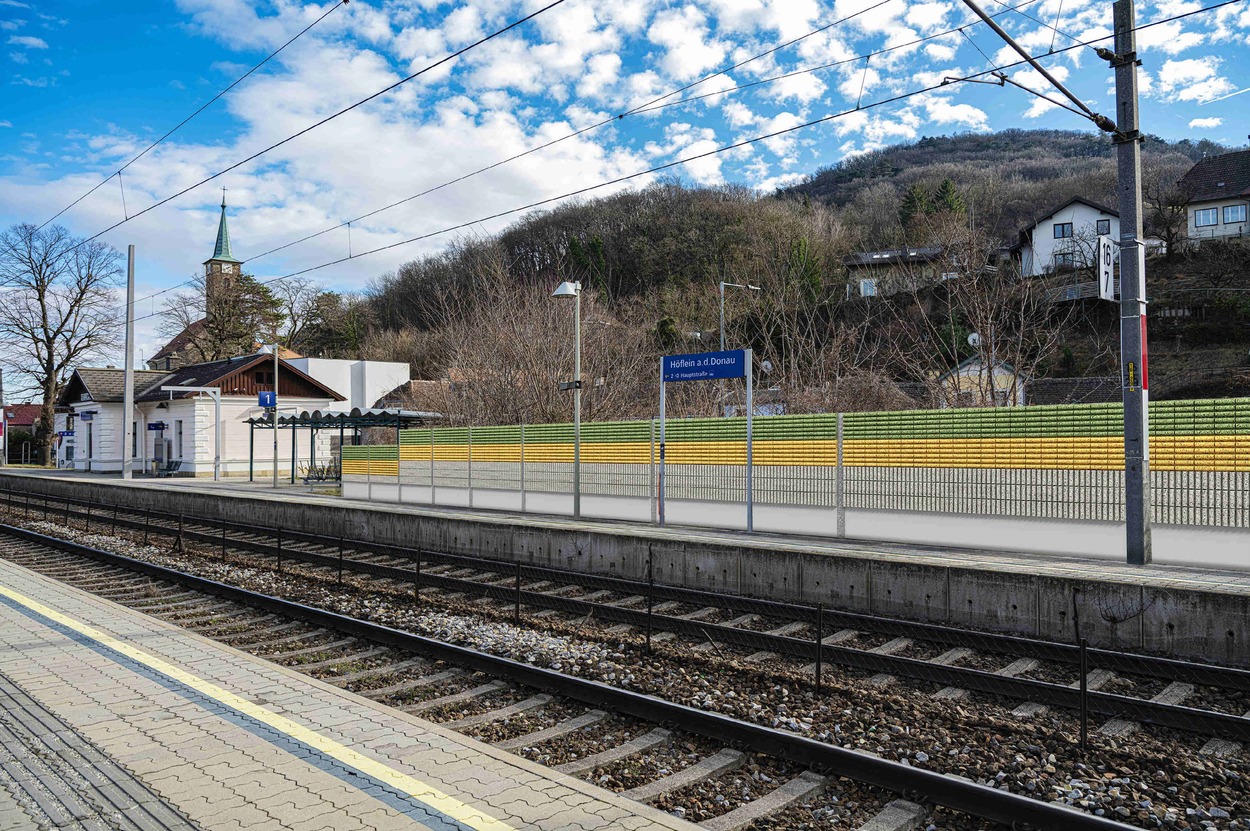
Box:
[355,435,1250,475]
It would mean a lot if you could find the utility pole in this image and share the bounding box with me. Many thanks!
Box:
[957,0,1150,565]
[122,245,136,480]
[0,369,6,468]
[272,344,280,489]
[1108,0,1152,564]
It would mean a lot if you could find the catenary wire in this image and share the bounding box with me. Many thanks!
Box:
[35,0,349,232]
[244,0,1046,266]
[62,0,571,264]
[122,0,1246,327]
[115,0,904,312]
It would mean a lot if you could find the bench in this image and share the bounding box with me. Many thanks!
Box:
[156,460,182,477]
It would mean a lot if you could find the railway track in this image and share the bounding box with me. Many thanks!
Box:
[1,492,1247,827]
[0,515,1146,831]
[6,489,1249,745]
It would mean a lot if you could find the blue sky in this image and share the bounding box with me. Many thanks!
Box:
[1,0,1248,363]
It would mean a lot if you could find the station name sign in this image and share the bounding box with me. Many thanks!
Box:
[662,349,747,383]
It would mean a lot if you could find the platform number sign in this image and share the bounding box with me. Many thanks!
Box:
[259,390,276,408]
[1098,236,1116,301]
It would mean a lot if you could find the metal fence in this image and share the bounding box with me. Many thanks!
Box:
[342,397,1250,529]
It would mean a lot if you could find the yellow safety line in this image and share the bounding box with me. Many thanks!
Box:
[0,583,516,831]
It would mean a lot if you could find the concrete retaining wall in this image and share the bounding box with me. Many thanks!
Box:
[3,471,1246,667]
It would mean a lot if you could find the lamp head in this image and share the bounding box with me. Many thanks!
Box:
[552,281,582,298]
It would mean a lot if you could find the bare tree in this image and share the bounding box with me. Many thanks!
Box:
[1143,158,1197,258]
[0,224,122,464]
[272,277,323,350]
[159,272,283,363]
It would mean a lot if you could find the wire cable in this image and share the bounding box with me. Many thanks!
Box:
[245,0,1047,266]
[123,0,1247,327]
[64,0,571,261]
[36,0,349,232]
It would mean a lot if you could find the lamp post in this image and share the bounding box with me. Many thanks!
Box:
[552,281,582,519]
[719,281,761,351]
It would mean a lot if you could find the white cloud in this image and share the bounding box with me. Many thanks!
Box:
[6,33,45,48]
[1188,116,1223,129]
[647,5,727,80]
[0,120,11,127]
[1156,57,1235,102]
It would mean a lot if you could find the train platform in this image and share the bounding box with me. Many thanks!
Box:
[0,555,697,831]
[2,468,1248,665]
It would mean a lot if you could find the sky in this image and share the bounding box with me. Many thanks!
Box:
[1,0,1248,372]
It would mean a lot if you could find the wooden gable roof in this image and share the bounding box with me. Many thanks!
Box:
[135,355,344,402]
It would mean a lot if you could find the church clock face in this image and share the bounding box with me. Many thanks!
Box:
[222,263,234,273]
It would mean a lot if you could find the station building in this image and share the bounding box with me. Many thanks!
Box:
[54,198,409,475]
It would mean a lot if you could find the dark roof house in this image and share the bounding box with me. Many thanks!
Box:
[2,404,43,428]
[1178,149,1250,204]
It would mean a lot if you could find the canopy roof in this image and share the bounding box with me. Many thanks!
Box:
[244,407,432,429]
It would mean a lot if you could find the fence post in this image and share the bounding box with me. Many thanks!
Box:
[174,513,184,552]
[221,517,227,557]
[84,499,91,533]
[514,560,522,626]
[1079,637,1089,749]
[429,429,436,507]
[276,526,283,574]
[338,537,344,586]
[415,546,422,603]
[815,603,824,696]
[650,419,657,525]
[646,548,654,655]
[519,423,526,514]
[111,502,118,534]
[143,507,149,545]
[467,426,474,508]
[836,413,845,538]
[396,420,403,505]
[64,496,70,527]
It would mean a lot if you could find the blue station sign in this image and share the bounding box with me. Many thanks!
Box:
[147,422,167,431]
[258,390,277,408]
[662,349,748,383]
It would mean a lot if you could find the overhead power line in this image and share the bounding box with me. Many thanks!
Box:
[64,0,571,259]
[122,0,1246,328]
[245,0,1046,265]
[36,0,350,232]
[117,0,904,312]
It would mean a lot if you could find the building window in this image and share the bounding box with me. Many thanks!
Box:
[1053,222,1074,239]
[86,422,93,458]
[175,420,184,459]
[1194,208,1218,227]
[1096,219,1111,235]
[1054,252,1076,269]
[132,422,138,458]
[859,279,878,297]
[1224,204,1247,224]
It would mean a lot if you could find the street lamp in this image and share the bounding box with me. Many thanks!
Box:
[719,281,761,351]
[551,280,582,519]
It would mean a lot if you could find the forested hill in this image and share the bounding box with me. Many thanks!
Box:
[781,129,1229,241]
[785,129,1223,205]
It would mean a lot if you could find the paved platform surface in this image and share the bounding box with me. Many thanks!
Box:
[4,469,1249,596]
[0,555,698,831]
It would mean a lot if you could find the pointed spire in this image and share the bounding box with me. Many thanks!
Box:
[210,189,242,264]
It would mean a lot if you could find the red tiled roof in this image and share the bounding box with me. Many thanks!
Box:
[2,404,42,427]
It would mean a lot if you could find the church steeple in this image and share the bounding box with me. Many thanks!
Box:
[209,191,241,265]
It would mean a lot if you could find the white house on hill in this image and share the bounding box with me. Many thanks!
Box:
[1179,149,1250,243]
[1014,197,1120,277]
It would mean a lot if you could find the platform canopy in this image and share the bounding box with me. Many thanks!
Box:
[243,407,434,430]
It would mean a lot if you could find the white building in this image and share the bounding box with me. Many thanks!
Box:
[287,358,410,411]
[1179,149,1250,244]
[1014,197,1120,277]
[56,356,345,476]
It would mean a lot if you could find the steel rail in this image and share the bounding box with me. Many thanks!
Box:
[0,521,1133,831]
[5,495,1250,743]
[9,487,1248,692]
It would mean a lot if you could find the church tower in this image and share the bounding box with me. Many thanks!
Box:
[203,192,242,309]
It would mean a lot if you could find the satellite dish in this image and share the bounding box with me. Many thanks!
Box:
[968,332,981,348]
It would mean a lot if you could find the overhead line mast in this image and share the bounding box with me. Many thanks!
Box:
[956,0,1151,564]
